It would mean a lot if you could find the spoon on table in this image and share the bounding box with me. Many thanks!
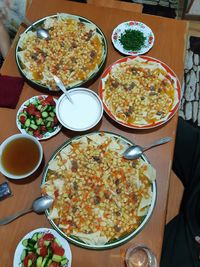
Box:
[0,195,53,225]
[123,137,173,160]
[22,17,50,40]
[53,75,74,104]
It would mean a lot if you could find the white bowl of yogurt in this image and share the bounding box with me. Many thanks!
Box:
[56,88,103,131]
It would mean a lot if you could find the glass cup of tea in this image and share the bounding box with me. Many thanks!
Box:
[0,133,43,179]
[125,244,157,267]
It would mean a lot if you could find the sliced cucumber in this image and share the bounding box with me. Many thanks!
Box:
[36,118,43,125]
[46,121,51,128]
[44,259,52,267]
[37,233,43,239]
[52,254,62,263]
[42,111,48,118]
[44,240,50,246]
[30,124,38,130]
[61,258,69,266]
[22,239,29,247]
[46,117,54,122]
[27,130,33,136]
[37,104,42,110]
[20,249,27,261]
[28,259,32,267]
[41,256,48,267]
[25,119,31,127]
[28,239,36,247]
[19,113,27,120]
[36,256,43,267]
[34,242,38,249]
[49,112,55,118]
[47,106,52,112]
[32,233,38,241]
[41,105,48,112]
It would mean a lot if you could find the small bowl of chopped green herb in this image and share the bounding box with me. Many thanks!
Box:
[112,21,154,56]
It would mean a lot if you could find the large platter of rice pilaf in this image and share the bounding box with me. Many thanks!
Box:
[41,132,157,249]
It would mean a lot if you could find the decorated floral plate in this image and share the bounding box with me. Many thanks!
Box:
[13,228,72,267]
[16,95,62,140]
[99,55,181,129]
[41,131,157,249]
[112,21,154,56]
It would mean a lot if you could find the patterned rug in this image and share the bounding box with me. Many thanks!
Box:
[179,36,200,126]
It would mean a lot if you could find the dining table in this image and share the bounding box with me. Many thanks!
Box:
[0,0,188,266]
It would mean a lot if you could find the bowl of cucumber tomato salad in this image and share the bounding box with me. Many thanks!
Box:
[13,228,72,267]
[16,95,62,140]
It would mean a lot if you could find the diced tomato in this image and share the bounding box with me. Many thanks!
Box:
[49,262,61,267]
[38,95,44,101]
[43,95,55,106]
[33,130,43,138]
[40,125,47,132]
[55,246,65,256]
[51,122,55,128]
[34,111,41,119]
[43,233,54,241]
[53,116,58,125]
[28,252,36,261]
[27,104,37,115]
[51,242,65,256]
[19,115,26,124]
[37,237,45,247]
[51,241,59,251]
[39,246,48,257]
[23,256,29,267]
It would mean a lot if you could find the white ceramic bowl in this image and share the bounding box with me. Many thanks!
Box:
[56,88,103,131]
[0,134,43,179]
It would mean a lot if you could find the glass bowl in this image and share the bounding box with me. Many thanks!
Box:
[125,244,157,267]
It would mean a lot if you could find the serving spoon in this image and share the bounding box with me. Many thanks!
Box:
[22,17,50,40]
[53,75,74,104]
[0,195,53,225]
[123,137,173,160]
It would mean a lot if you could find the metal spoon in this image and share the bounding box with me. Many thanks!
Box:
[0,195,53,225]
[123,137,173,160]
[53,75,74,104]
[22,17,50,40]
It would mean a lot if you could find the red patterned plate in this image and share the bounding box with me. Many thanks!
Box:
[99,56,181,129]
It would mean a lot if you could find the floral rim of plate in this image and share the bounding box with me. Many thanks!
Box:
[99,55,181,130]
[13,227,72,267]
[111,21,155,56]
[16,95,62,140]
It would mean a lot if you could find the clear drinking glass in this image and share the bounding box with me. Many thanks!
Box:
[125,244,157,267]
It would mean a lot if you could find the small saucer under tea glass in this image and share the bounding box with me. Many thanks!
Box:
[125,244,157,267]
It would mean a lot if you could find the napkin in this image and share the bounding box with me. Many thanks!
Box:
[0,75,24,109]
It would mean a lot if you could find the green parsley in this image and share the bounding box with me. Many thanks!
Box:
[119,29,146,51]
